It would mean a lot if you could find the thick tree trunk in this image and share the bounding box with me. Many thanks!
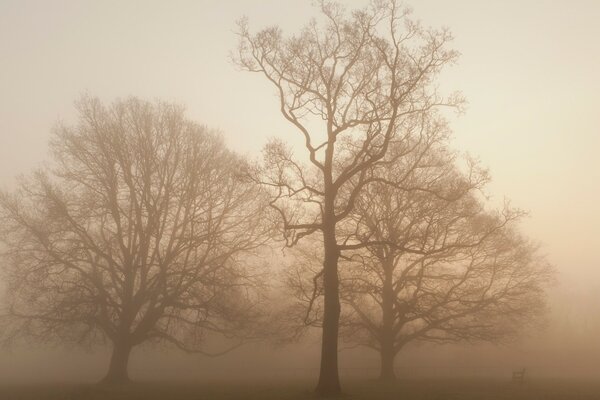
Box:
[315,222,342,397]
[102,340,133,384]
[380,260,396,381]
[380,342,396,381]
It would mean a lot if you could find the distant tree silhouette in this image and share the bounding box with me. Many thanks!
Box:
[0,96,271,384]
[235,0,460,394]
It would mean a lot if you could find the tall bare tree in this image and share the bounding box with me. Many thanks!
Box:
[0,96,271,383]
[235,1,460,394]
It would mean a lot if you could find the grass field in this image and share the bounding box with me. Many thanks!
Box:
[1,378,600,400]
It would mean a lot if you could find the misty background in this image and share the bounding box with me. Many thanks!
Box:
[0,0,599,384]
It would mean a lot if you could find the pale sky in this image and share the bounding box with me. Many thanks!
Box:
[1,0,599,296]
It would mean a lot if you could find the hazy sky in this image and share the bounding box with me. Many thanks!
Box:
[1,0,599,295]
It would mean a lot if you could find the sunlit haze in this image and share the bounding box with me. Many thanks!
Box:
[0,1,599,398]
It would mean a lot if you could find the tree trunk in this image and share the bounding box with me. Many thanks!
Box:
[380,259,396,381]
[102,340,133,384]
[315,222,342,397]
[380,342,396,381]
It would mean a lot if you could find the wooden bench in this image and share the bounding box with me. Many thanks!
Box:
[512,368,526,384]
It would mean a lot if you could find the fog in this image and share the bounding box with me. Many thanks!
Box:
[0,1,599,399]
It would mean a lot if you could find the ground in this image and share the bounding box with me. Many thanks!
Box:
[1,378,599,400]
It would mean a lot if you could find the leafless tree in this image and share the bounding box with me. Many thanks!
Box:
[0,96,272,383]
[235,0,460,394]
[345,150,552,380]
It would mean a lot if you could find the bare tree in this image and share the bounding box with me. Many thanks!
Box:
[0,96,271,383]
[235,0,460,394]
[341,148,551,380]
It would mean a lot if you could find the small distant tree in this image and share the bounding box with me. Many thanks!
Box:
[235,0,460,394]
[0,96,271,383]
